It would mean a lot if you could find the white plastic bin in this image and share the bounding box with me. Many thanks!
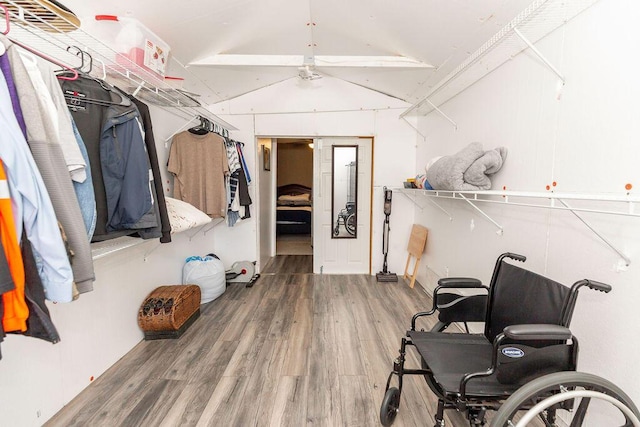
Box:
[90,15,170,78]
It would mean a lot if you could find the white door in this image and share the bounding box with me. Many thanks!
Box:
[313,137,372,274]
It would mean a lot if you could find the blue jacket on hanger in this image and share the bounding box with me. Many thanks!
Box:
[100,104,155,231]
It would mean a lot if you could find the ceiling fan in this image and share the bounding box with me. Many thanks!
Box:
[297,64,322,80]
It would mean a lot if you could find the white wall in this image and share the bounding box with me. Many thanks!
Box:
[0,106,251,426]
[210,76,419,275]
[413,0,640,406]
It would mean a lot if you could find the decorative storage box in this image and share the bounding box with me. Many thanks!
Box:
[138,285,200,340]
[88,15,171,78]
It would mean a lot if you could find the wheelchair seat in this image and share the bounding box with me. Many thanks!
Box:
[408,331,504,397]
[381,253,612,426]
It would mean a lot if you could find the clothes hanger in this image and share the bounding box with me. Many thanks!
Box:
[0,4,78,80]
[1,4,8,37]
[188,116,209,135]
[62,46,132,107]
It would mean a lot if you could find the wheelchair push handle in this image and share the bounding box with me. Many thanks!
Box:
[585,279,612,293]
[505,253,526,262]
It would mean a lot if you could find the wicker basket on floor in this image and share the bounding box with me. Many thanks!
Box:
[137,285,201,339]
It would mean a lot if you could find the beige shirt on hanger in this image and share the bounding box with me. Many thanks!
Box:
[168,130,229,218]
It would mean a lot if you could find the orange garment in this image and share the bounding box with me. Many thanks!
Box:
[0,160,28,332]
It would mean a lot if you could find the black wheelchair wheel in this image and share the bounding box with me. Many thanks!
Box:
[491,371,640,427]
[346,214,356,235]
[380,387,401,426]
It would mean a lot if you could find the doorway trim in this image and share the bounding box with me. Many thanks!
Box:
[255,135,374,275]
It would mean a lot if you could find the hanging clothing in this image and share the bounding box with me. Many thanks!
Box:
[0,161,27,333]
[227,170,240,226]
[225,139,241,173]
[225,140,240,226]
[62,76,161,241]
[18,230,60,343]
[0,53,26,137]
[237,142,251,184]
[69,116,97,239]
[100,104,154,231]
[168,131,229,218]
[129,96,172,243]
[237,164,252,219]
[62,76,129,242]
[0,67,74,303]
[2,37,95,294]
[0,241,14,297]
[21,53,87,183]
[223,139,252,225]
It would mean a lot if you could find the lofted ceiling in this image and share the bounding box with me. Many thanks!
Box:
[62,0,533,105]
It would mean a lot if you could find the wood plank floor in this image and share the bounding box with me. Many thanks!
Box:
[46,255,469,427]
[276,234,313,256]
[262,255,313,274]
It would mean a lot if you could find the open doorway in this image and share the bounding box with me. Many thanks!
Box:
[258,136,372,275]
[275,138,314,257]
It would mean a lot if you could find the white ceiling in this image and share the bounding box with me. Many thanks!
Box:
[63,0,533,105]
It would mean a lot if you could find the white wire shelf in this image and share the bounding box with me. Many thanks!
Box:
[397,188,640,206]
[401,0,602,119]
[1,0,236,130]
[91,217,225,261]
[396,187,639,266]
[90,236,148,260]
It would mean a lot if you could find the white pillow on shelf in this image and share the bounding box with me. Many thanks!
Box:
[165,197,212,234]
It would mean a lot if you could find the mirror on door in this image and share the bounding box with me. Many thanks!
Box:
[332,145,358,238]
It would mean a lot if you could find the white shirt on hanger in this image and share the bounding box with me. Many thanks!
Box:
[0,67,74,303]
[18,49,87,183]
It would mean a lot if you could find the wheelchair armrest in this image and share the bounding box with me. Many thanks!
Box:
[503,324,572,341]
[410,310,436,331]
[459,327,575,399]
[410,279,488,331]
[436,277,484,288]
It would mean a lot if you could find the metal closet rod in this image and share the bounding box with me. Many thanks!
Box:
[164,114,231,144]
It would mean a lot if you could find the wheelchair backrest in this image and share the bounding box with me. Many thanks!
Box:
[484,261,571,344]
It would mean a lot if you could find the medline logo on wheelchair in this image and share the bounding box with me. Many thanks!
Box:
[501,347,525,358]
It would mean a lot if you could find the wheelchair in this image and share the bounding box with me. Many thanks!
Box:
[333,201,356,236]
[380,252,640,426]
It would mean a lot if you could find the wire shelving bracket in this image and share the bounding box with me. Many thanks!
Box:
[513,27,565,84]
[396,188,639,265]
[401,0,601,119]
